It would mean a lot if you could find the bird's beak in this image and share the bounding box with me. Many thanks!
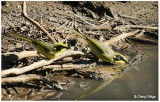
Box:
[67,46,70,49]
[125,61,131,65]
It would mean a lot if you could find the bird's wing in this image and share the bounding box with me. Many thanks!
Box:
[31,39,54,53]
[87,38,104,53]
[88,38,116,57]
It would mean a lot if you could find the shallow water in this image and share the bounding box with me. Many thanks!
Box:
[46,45,158,100]
[79,45,158,100]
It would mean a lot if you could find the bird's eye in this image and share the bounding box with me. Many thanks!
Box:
[56,46,63,51]
[114,55,124,61]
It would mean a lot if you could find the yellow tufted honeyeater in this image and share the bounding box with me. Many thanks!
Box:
[68,28,129,64]
[11,32,69,59]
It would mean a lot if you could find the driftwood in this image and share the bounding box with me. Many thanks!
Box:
[128,37,158,45]
[104,30,140,45]
[2,51,39,60]
[113,25,158,31]
[2,74,41,84]
[1,50,84,77]
[2,74,64,91]
[89,25,158,32]
[43,64,91,70]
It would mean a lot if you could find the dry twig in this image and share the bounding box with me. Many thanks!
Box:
[22,1,57,43]
[89,26,112,30]
[72,12,96,27]
[56,20,69,31]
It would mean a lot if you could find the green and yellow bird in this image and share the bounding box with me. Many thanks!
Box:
[68,28,129,64]
[11,33,69,59]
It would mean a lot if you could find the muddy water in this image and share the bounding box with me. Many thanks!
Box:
[79,45,158,100]
[46,45,158,100]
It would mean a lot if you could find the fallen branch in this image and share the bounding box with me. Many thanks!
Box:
[43,64,91,70]
[113,25,158,31]
[2,74,64,90]
[134,29,145,37]
[105,30,140,45]
[22,1,57,43]
[2,74,41,84]
[1,50,84,77]
[128,37,158,45]
[2,51,39,60]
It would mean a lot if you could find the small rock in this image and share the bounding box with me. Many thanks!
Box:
[48,17,56,22]
[80,84,87,88]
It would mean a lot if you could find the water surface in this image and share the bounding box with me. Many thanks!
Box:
[80,45,158,100]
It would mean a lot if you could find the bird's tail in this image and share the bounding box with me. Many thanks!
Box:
[66,27,87,40]
[11,32,32,43]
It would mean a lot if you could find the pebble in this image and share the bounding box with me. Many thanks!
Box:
[48,17,56,22]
